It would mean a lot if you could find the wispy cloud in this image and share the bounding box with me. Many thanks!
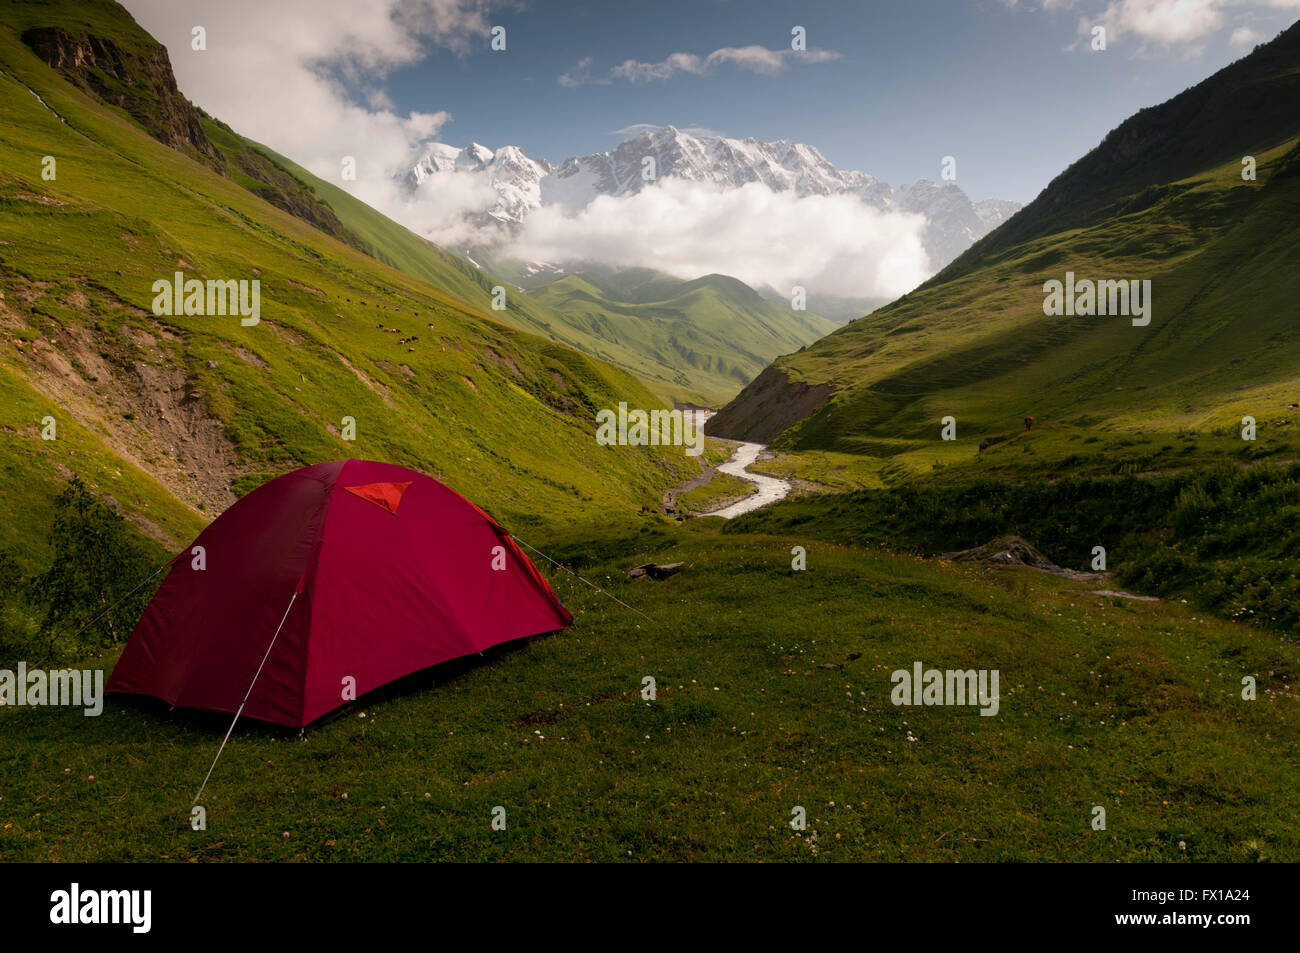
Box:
[1229,24,1264,45]
[560,45,842,86]
[557,56,594,88]
[120,0,507,243]
[1006,0,1300,52]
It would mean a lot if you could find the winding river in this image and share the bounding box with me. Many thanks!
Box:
[704,441,792,519]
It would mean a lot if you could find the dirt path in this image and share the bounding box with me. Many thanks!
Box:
[661,460,717,517]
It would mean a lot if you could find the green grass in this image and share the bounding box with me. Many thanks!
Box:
[675,472,754,515]
[2,519,1295,861]
[731,458,1300,637]
[748,448,887,492]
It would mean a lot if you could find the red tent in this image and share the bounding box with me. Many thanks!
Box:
[107,459,572,728]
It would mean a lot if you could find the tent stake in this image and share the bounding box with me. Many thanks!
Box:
[193,588,300,805]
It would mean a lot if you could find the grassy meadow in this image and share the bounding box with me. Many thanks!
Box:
[3,518,1296,862]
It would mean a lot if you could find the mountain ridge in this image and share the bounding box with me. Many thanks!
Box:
[404,124,1022,275]
[530,266,837,405]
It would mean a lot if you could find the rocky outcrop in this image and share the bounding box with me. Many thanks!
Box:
[940,536,1106,580]
[23,26,220,164]
[706,365,834,444]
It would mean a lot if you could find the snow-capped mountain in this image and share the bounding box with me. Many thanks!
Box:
[402,125,1020,271]
[540,126,894,209]
[407,141,553,226]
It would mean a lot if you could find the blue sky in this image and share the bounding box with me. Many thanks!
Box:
[367,0,1297,202]
[124,0,1298,297]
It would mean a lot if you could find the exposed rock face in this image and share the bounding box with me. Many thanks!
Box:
[706,365,834,444]
[21,25,364,251]
[23,26,220,163]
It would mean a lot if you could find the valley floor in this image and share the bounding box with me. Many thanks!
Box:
[2,519,1294,862]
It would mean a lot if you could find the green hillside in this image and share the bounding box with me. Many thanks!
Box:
[0,0,693,579]
[711,21,1300,478]
[703,20,1300,645]
[531,268,836,405]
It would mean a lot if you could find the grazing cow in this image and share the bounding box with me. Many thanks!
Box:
[1024,415,1035,431]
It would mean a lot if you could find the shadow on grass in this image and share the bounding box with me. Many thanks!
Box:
[105,630,559,737]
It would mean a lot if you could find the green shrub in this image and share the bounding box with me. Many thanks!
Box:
[729,462,1300,636]
[30,475,156,649]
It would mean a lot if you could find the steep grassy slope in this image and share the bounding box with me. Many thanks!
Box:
[531,270,836,405]
[710,21,1300,475]
[10,0,365,251]
[938,21,1300,281]
[0,8,692,575]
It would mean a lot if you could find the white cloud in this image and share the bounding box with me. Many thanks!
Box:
[706,45,841,73]
[558,56,594,87]
[507,179,930,300]
[565,45,842,85]
[399,168,506,248]
[1056,0,1300,50]
[119,0,500,239]
[1094,0,1227,45]
[610,51,707,82]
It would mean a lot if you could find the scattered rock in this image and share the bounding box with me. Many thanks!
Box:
[627,562,684,581]
[941,535,1107,580]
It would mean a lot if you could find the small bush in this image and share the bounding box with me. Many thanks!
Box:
[30,475,155,649]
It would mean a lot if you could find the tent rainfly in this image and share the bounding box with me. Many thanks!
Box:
[107,459,572,728]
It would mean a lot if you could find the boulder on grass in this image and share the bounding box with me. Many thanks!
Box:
[627,562,684,581]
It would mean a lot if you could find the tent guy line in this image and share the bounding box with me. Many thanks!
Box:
[32,557,176,670]
[193,583,302,805]
[507,533,655,624]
